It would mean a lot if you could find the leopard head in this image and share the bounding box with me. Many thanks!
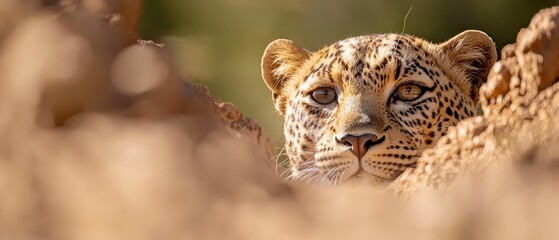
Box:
[261,30,496,185]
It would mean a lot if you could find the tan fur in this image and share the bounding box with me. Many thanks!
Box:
[262,31,496,185]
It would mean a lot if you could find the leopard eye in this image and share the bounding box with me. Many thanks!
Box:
[311,87,337,105]
[394,84,424,101]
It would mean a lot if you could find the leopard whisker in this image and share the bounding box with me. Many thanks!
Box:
[274,147,288,176]
[294,162,321,183]
[279,166,293,179]
[315,164,346,188]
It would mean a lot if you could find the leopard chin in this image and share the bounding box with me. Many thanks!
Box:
[347,170,393,185]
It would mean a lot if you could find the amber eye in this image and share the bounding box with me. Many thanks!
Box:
[311,87,337,105]
[394,84,424,101]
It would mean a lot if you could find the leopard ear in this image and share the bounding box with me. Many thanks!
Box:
[261,39,310,93]
[439,30,497,100]
[261,39,310,114]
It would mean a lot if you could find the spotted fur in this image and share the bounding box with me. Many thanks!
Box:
[261,31,496,185]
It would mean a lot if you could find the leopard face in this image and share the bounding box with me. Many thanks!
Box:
[261,31,496,185]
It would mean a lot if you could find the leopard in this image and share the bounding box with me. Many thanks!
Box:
[261,30,497,185]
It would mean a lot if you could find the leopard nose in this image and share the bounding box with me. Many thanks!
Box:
[337,134,385,159]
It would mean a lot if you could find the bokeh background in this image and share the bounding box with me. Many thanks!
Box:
[139,0,559,145]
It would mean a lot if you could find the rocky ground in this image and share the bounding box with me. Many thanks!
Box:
[1,1,559,239]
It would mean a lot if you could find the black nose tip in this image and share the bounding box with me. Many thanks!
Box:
[337,134,384,159]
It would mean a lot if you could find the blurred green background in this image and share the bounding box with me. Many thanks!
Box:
[139,0,558,149]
